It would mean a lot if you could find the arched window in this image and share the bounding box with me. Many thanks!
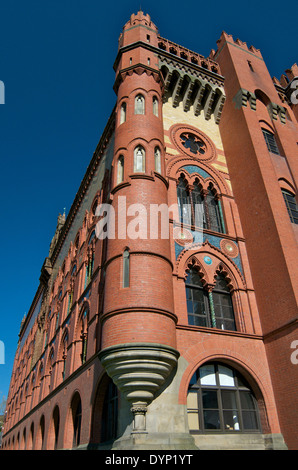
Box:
[212,274,236,331]
[135,94,145,114]
[53,406,60,450]
[187,362,261,433]
[62,331,68,380]
[204,187,224,233]
[153,96,159,116]
[117,155,124,184]
[262,128,280,155]
[185,268,236,331]
[123,249,130,288]
[177,176,191,225]
[282,190,298,224]
[80,309,88,365]
[101,380,118,442]
[134,146,145,173]
[85,231,95,287]
[38,415,45,450]
[177,178,224,233]
[154,147,161,173]
[72,393,82,448]
[120,102,126,124]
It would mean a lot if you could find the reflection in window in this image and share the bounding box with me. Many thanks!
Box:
[154,147,161,173]
[117,155,124,184]
[153,96,158,116]
[120,102,126,124]
[123,249,130,288]
[134,146,145,173]
[187,362,261,433]
[135,94,145,114]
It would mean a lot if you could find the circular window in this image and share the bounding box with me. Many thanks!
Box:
[180,132,206,155]
[171,125,216,162]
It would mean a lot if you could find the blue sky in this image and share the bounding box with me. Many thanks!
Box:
[0,0,297,402]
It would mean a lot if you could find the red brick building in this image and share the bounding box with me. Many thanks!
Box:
[2,11,297,450]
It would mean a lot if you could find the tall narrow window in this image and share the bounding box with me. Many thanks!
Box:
[177,176,191,225]
[53,406,60,450]
[72,394,82,448]
[262,128,280,154]
[186,268,209,327]
[191,182,206,228]
[120,102,126,124]
[212,274,236,331]
[135,94,145,114]
[153,96,159,116]
[282,190,298,224]
[134,146,145,173]
[80,309,88,365]
[123,249,130,288]
[62,332,68,380]
[154,147,161,173]
[117,155,124,184]
[205,189,224,233]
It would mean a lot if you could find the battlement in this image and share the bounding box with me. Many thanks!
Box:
[211,31,263,59]
[274,63,298,88]
[157,36,221,75]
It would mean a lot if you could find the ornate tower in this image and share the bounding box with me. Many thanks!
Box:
[99,11,194,449]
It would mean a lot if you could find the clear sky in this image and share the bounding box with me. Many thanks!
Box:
[0,0,297,402]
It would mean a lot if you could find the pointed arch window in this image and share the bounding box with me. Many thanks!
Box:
[120,102,126,124]
[80,309,88,365]
[62,331,68,380]
[134,146,145,173]
[262,128,280,155]
[185,268,236,331]
[177,176,191,225]
[154,147,161,173]
[85,231,95,287]
[153,96,159,116]
[122,249,130,288]
[135,94,145,114]
[53,406,60,450]
[72,394,82,448]
[117,155,124,184]
[282,189,298,224]
[187,362,261,433]
[177,177,224,233]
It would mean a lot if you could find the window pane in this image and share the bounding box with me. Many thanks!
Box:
[203,410,220,429]
[200,364,216,385]
[242,411,258,430]
[188,314,207,327]
[202,390,218,409]
[240,391,256,410]
[221,390,237,409]
[218,365,235,387]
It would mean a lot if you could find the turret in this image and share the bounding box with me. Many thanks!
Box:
[99,12,181,445]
